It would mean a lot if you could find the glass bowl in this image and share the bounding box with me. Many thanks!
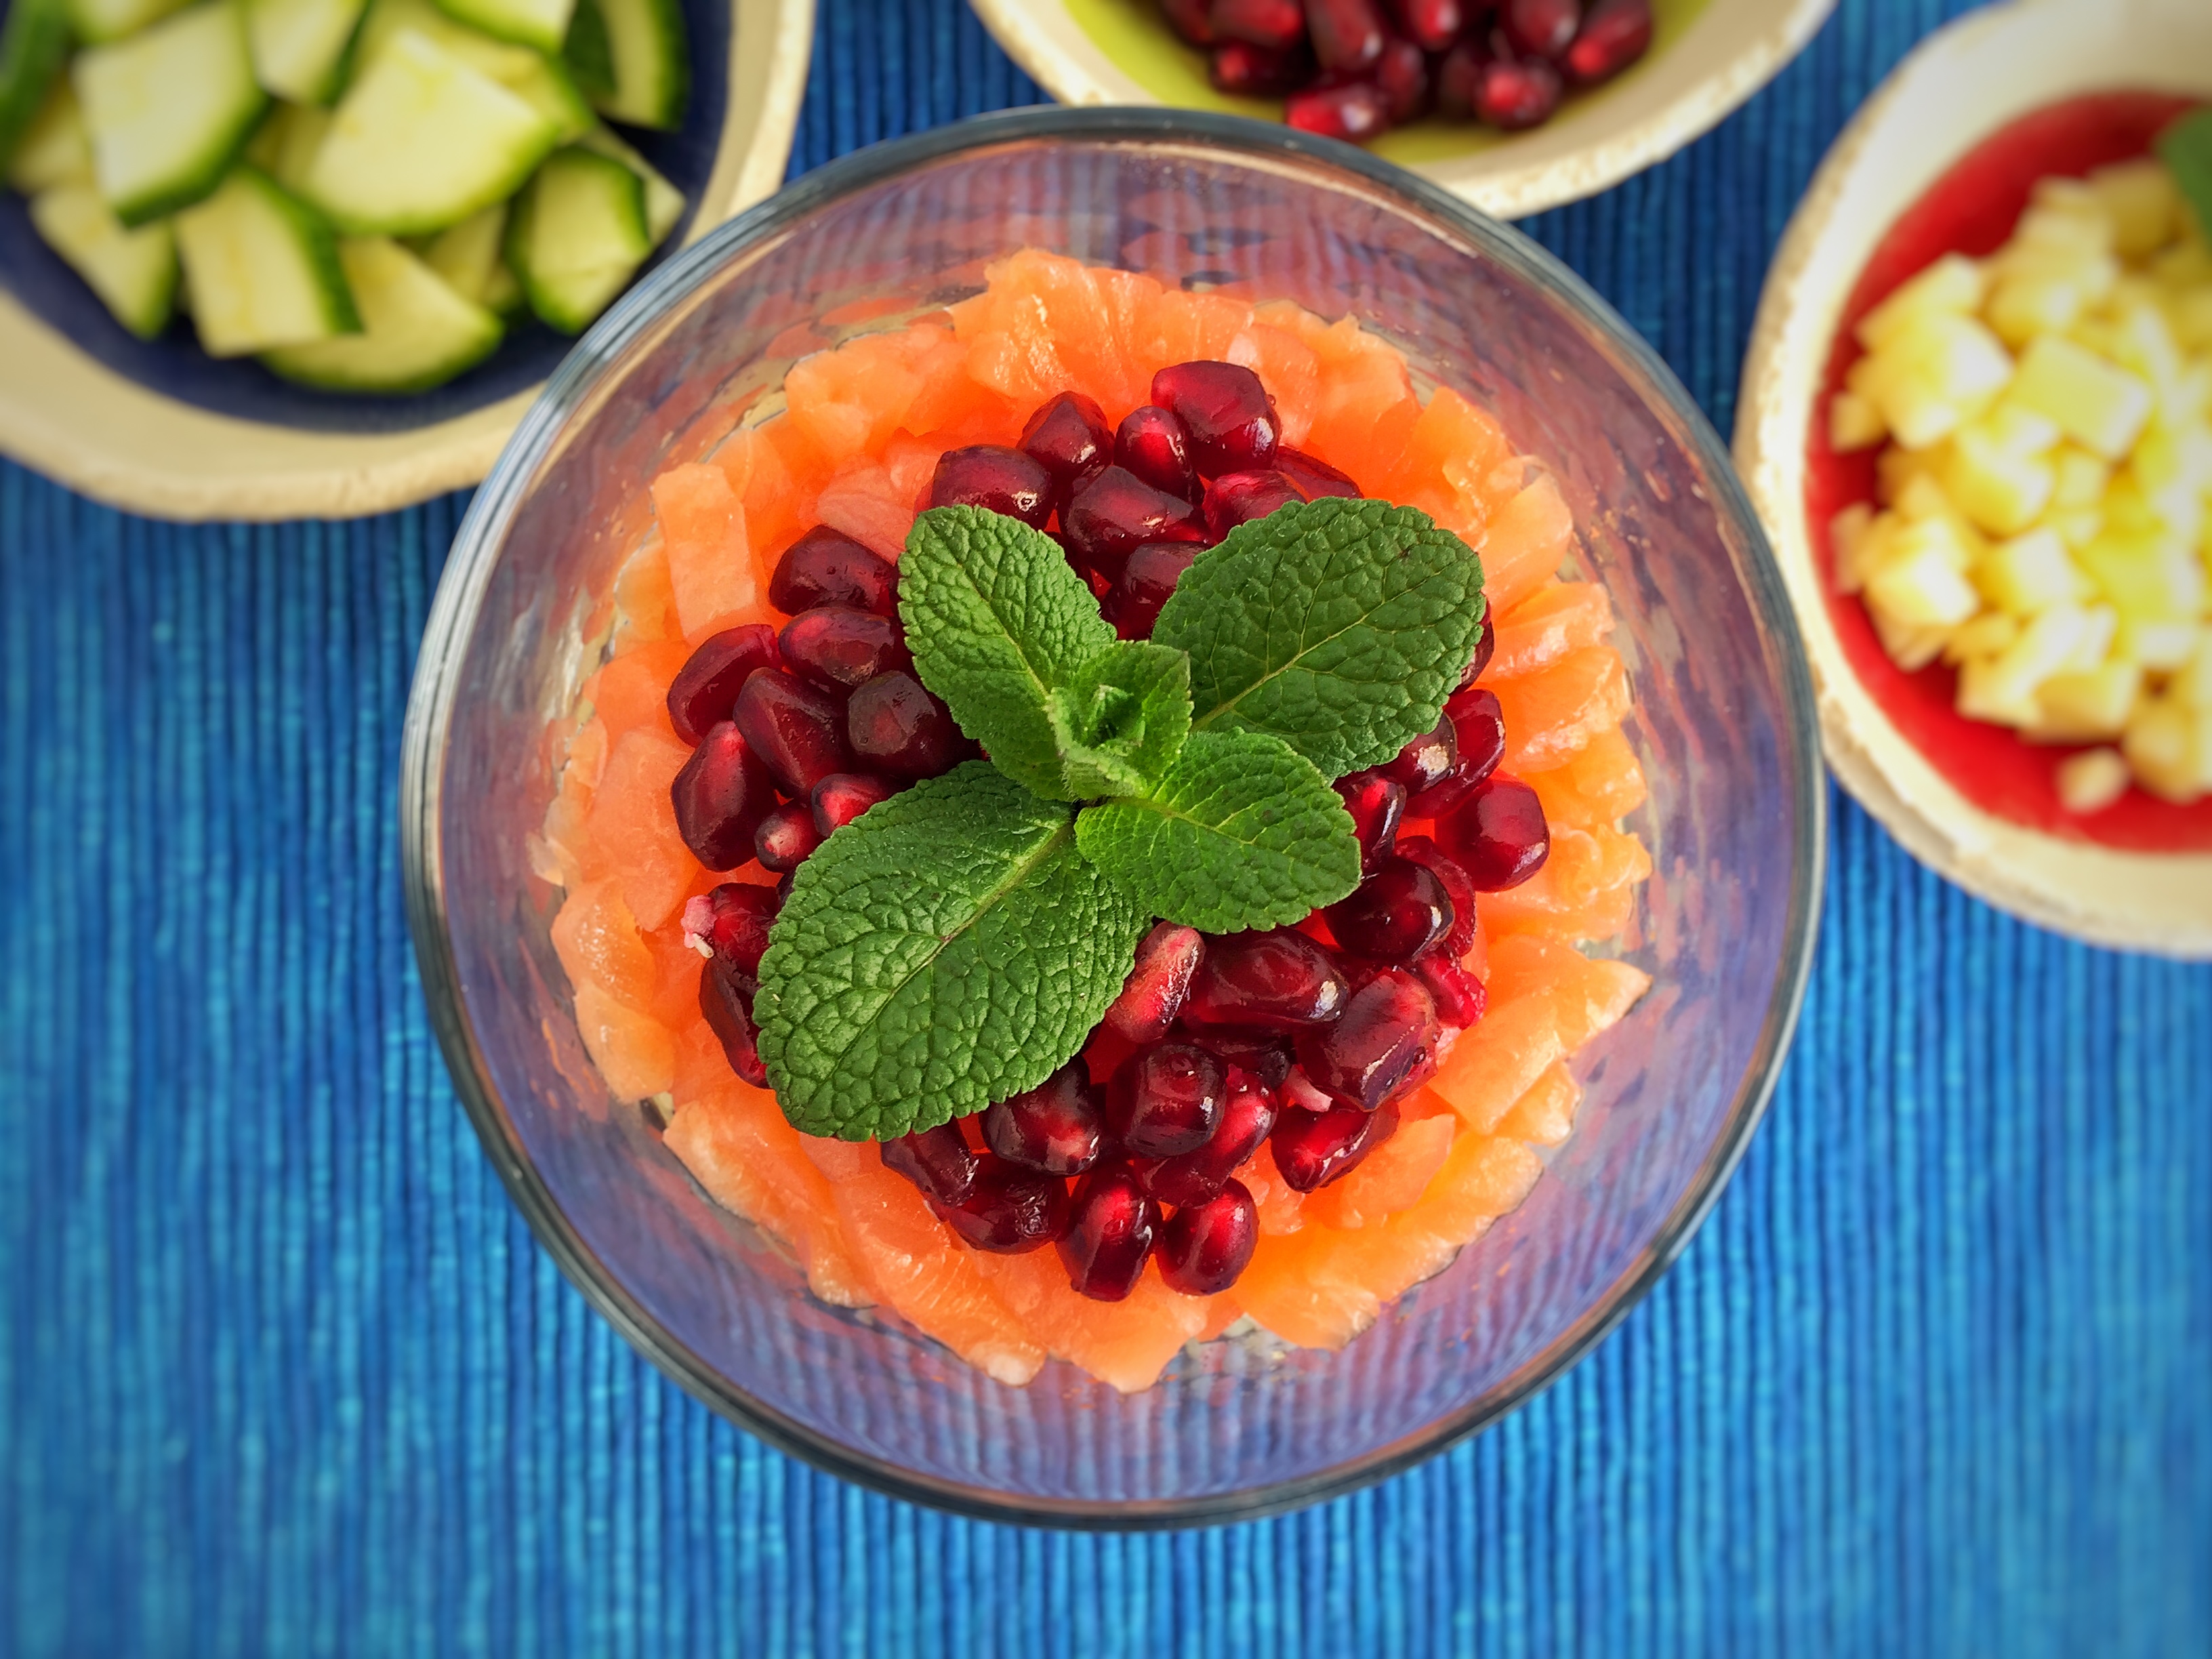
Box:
[400,106,1824,1528]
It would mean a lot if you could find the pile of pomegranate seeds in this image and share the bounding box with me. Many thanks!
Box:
[672,365,1555,1302]
[1174,0,1653,144]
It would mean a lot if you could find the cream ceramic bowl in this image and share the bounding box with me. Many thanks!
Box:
[0,0,813,522]
[1734,0,2212,958]
[968,0,1832,218]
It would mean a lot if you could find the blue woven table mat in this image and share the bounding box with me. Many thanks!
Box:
[4,0,2210,1651]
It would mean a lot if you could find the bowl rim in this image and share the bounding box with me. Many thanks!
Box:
[964,0,1837,220]
[0,0,816,525]
[400,104,1827,1530]
[1731,0,2212,960]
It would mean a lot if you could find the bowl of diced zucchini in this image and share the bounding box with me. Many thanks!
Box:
[0,0,813,518]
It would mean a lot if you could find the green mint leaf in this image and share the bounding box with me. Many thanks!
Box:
[2158,109,2212,241]
[1044,640,1192,799]
[1075,730,1361,933]
[898,505,1115,800]
[754,761,1149,1141]
[1153,497,1486,779]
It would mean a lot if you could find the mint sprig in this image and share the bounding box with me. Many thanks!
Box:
[757,497,1484,1140]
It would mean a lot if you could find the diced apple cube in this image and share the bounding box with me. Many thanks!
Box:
[2123,699,2210,802]
[2076,526,2206,621]
[1856,253,1986,352]
[2044,506,2105,550]
[1973,526,2091,615]
[1878,443,1942,506]
[1829,390,1886,452]
[2055,746,2131,813]
[1869,606,1950,673]
[1957,602,2093,726]
[1944,609,2020,665]
[1866,536,1982,630]
[2034,660,2141,741]
[2172,631,2212,708]
[2130,418,2212,498]
[2108,298,2186,397]
[2013,197,2116,260]
[1829,503,1875,594]
[1944,427,2054,534]
[2009,335,2153,457]
[2069,602,2119,673]
[1976,402,2062,456]
[2115,616,2200,672]
[1987,270,2091,347]
[1872,314,2015,450]
[2087,158,2180,258]
[2050,445,2112,509]
[2172,289,2212,351]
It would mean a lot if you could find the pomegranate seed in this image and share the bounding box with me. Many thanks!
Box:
[777,605,912,693]
[666,623,779,745]
[699,957,769,1087]
[1333,769,1407,872]
[1437,774,1551,889]
[1388,0,1460,52]
[1374,35,1430,122]
[1502,0,1577,57]
[1209,39,1311,94]
[845,670,959,780]
[1145,1069,1277,1205]
[1462,607,1496,686]
[1210,0,1303,49]
[1435,37,1490,119]
[754,801,824,873]
[670,721,779,869]
[1158,0,1216,43]
[1271,1096,1399,1191]
[1158,1179,1260,1294]
[1105,1042,1225,1158]
[1182,928,1349,1030]
[1294,967,1438,1110]
[1394,834,1479,956]
[1180,1027,1294,1090]
[1408,687,1504,816]
[1109,540,1205,640]
[931,1155,1070,1252]
[983,1061,1105,1175]
[1474,43,1563,127]
[1202,470,1303,537]
[1416,951,1487,1027]
[1063,466,1206,581]
[1279,1063,1336,1115]
[1019,390,1115,497]
[1303,0,1385,72]
[1273,446,1361,499]
[733,670,853,795]
[928,445,1057,529]
[1114,405,1199,501]
[681,881,780,975]
[1563,0,1650,83]
[770,526,899,617]
[1103,922,1206,1044]
[810,772,896,837]
[1287,78,1395,142]
[1382,712,1456,794]
[881,1122,981,1206]
[1326,857,1454,963]
[1152,362,1280,476]
[1061,1163,1161,1301]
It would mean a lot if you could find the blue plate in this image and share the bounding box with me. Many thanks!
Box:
[0,0,730,433]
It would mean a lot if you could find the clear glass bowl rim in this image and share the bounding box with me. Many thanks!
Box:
[398,105,1828,1532]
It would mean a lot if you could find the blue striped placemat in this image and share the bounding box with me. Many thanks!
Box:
[2,0,2209,1651]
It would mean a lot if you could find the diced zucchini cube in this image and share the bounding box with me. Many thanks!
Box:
[245,0,369,105]
[574,119,683,245]
[504,142,651,333]
[28,179,178,337]
[2008,333,2154,459]
[75,0,268,226]
[354,0,594,141]
[304,27,558,235]
[429,0,577,56]
[263,234,502,392]
[67,0,191,45]
[173,163,356,354]
[413,201,506,305]
[9,78,89,192]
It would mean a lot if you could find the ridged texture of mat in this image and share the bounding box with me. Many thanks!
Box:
[1,0,2208,1652]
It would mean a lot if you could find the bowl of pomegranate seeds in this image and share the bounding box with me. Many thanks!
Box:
[968,0,1832,216]
[1736,0,2212,956]
[403,108,1821,1523]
